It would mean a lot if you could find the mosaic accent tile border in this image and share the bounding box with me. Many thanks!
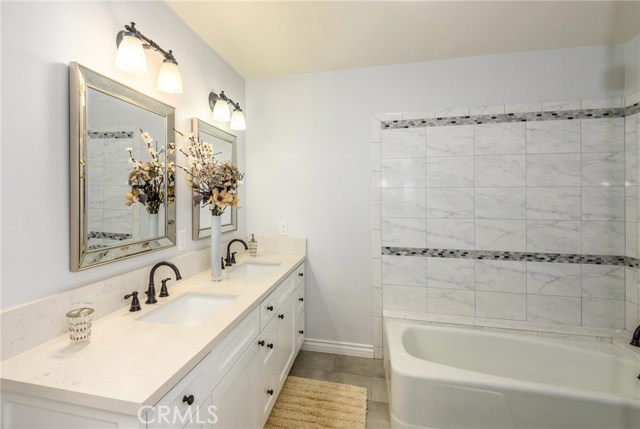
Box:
[381,103,639,129]
[88,131,134,139]
[88,231,133,241]
[382,247,640,268]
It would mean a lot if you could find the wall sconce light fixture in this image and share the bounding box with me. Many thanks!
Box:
[115,22,183,94]
[209,91,246,131]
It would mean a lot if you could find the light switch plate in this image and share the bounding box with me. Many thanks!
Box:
[279,221,288,236]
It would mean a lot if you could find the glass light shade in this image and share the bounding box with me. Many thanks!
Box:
[157,61,183,94]
[115,34,147,74]
[230,109,246,130]
[212,99,231,122]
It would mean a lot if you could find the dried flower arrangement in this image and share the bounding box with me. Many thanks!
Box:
[125,131,175,214]
[175,130,243,216]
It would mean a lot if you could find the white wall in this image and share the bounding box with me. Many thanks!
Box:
[1,1,246,308]
[246,45,626,346]
[626,36,640,96]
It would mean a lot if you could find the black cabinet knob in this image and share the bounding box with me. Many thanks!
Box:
[298,273,304,277]
[267,389,274,396]
[258,340,265,347]
[267,343,274,349]
[299,330,304,334]
[278,314,284,319]
[299,297,304,302]
[267,305,274,311]
[183,395,194,405]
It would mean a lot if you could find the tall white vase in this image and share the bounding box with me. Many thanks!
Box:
[148,213,159,238]
[211,214,222,281]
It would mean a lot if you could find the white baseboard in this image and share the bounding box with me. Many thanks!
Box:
[301,338,374,358]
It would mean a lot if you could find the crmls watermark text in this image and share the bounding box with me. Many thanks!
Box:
[138,405,219,425]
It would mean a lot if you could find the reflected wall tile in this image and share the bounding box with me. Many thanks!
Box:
[581,118,624,152]
[427,219,474,249]
[526,120,580,153]
[581,152,625,186]
[527,295,581,325]
[626,187,637,222]
[625,114,637,151]
[581,265,625,300]
[102,185,129,210]
[475,155,525,187]
[475,187,526,219]
[527,154,581,187]
[381,188,427,218]
[383,285,427,312]
[103,162,131,186]
[427,288,475,316]
[469,105,505,116]
[626,267,639,305]
[381,158,425,188]
[403,109,436,120]
[426,188,474,219]
[475,260,526,293]
[381,128,426,158]
[427,258,475,290]
[426,156,474,187]
[626,151,637,186]
[381,218,427,248]
[526,262,581,297]
[476,292,526,320]
[372,201,381,230]
[475,220,526,251]
[581,221,625,255]
[103,209,133,234]
[626,221,638,258]
[582,298,624,329]
[505,103,541,113]
[103,138,134,162]
[526,187,581,220]
[435,106,469,118]
[541,100,581,112]
[526,220,581,253]
[382,255,427,287]
[581,187,625,221]
[426,125,474,157]
[474,123,525,155]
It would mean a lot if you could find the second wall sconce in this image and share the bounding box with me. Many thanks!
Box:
[209,91,246,131]
[115,22,183,94]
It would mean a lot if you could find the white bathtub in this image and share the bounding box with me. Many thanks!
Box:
[384,321,640,429]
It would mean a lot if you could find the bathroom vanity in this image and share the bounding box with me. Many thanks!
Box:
[0,253,306,429]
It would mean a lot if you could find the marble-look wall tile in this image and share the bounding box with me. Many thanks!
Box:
[625,187,637,222]
[103,210,133,234]
[541,100,581,112]
[526,120,581,153]
[381,218,427,248]
[475,220,526,251]
[581,98,622,109]
[426,188,474,219]
[581,187,625,221]
[625,151,637,186]
[475,155,526,187]
[581,265,625,300]
[581,118,624,152]
[474,123,525,155]
[526,262,581,297]
[475,187,526,219]
[426,125,474,157]
[476,292,526,320]
[581,221,625,255]
[582,298,624,329]
[581,152,625,186]
[382,255,427,287]
[526,187,581,220]
[505,102,541,113]
[427,258,475,290]
[526,220,581,253]
[427,219,475,249]
[381,128,426,158]
[435,106,469,118]
[626,221,638,258]
[427,288,475,316]
[381,158,425,188]
[381,188,427,218]
[527,154,581,186]
[383,285,427,312]
[103,162,131,186]
[626,92,640,107]
[469,105,505,116]
[625,114,637,152]
[403,109,436,120]
[625,267,639,305]
[426,156,474,187]
[475,260,526,293]
[527,295,581,325]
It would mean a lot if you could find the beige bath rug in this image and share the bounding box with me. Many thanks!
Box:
[264,376,367,429]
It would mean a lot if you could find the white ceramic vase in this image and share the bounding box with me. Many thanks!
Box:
[211,214,222,281]
[148,212,159,238]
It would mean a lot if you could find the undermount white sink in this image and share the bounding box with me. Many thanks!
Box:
[137,293,235,327]
[229,262,281,276]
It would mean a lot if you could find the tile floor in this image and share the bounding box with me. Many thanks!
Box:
[289,350,390,428]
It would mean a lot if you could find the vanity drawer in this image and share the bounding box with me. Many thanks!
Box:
[259,273,296,330]
[256,317,277,380]
[295,312,305,352]
[294,282,305,318]
[295,263,305,286]
[256,371,278,428]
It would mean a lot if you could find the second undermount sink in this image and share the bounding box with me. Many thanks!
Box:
[229,262,281,276]
[137,293,236,327]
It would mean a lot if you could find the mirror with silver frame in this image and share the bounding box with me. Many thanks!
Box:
[69,62,176,271]
[191,118,238,240]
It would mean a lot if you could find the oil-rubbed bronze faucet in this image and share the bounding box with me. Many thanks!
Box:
[225,239,248,266]
[146,262,182,304]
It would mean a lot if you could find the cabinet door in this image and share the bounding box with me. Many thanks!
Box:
[275,293,297,387]
[210,344,257,429]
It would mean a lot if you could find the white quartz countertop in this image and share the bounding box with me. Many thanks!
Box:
[0,253,306,416]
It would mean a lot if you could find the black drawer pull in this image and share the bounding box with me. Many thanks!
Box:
[183,395,194,405]
[267,305,274,311]
[299,330,304,334]
[278,314,284,319]
[267,343,274,349]
[258,340,265,347]
[298,273,304,277]
[267,389,274,395]
[299,297,304,302]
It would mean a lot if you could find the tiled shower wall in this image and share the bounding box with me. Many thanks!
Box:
[371,97,640,354]
[625,92,640,332]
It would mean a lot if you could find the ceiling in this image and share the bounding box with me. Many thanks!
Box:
[167,1,640,79]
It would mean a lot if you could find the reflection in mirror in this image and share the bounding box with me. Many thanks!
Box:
[70,63,176,271]
[191,119,238,240]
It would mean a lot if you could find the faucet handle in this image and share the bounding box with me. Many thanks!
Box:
[124,292,141,312]
[231,252,237,264]
[221,257,226,269]
[159,278,171,297]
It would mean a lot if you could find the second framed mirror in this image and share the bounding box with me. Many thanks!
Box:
[191,118,238,239]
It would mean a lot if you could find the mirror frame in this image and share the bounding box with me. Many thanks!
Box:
[191,118,238,240]
[69,62,176,271]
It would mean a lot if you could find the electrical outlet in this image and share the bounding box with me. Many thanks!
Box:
[178,229,186,251]
[279,221,288,236]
